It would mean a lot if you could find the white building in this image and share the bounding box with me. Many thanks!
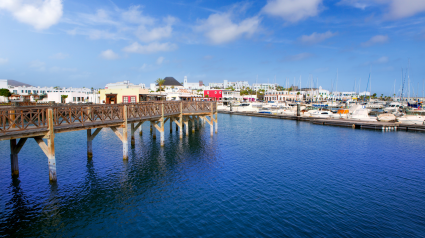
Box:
[252,83,278,91]
[209,82,224,89]
[183,76,208,90]
[105,81,146,89]
[264,90,303,102]
[1,79,100,103]
[208,80,250,90]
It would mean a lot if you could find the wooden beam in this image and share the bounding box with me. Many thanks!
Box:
[110,126,123,142]
[153,122,163,132]
[200,116,212,126]
[34,136,50,158]
[89,128,102,141]
[133,121,144,132]
[12,138,27,154]
[172,117,182,127]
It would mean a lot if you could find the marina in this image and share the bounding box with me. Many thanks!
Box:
[2,0,425,236]
[219,110,425,132]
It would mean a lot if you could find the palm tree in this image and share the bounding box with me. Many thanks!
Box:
[156,78,165,93]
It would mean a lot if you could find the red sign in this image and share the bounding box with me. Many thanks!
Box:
[204,90,222,99]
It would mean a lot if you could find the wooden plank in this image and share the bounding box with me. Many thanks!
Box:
[110,126,123,142]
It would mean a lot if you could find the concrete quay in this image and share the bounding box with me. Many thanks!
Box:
[218,110,425,132]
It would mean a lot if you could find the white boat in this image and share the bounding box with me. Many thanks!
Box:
[277,106,295,115]
[258,106,272,114]
[383,102,401,113]
[397,115,425,125]
[307,110,334,118]
[231,103,262,112]
[347,106,377,121]
[377,113,396,122]
[396,109,425,124]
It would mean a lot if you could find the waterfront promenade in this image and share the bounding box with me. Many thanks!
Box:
[0,102,218,181]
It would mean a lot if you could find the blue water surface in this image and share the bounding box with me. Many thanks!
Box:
[1,114,425,237]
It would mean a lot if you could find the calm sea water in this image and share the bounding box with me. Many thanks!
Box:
[1,114,425,237]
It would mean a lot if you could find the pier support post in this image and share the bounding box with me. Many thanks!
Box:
[170,118,172,133]
[131,123,135,147]
[191,117,195,133]
[123,105,128,160]
[160,104,165,147]
[139,123,143,136]
[184,116,189,136]
[151,121,156,139]
[215,102,218,134]
[87,130,93,159]
[210,102,214,137]
[196,116,199,130]
[180,102,183,138]
[47,108,56,181]
[215,114,218,134]
[87,128,102,159]
[10,139,18,176]
[10,138,27,177]
[34,108,57,181]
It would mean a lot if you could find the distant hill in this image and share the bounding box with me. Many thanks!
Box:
[7,80,32,87]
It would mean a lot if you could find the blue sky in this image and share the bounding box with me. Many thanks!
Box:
[0,0,425,95]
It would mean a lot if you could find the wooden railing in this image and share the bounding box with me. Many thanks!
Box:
[0,102,216,134]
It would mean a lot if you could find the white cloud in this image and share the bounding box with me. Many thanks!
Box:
[385,0,425,19]
[375,56,389,63]
[337,0,425,19]
[299,31,338,44]
[361,35,388,47]
[0,0,63,30]
[156,56,164,65]
[136,16,176,42]
[0,58,8,64]
[100,49,119,60]
[137,25,172,42]
[122,5,155,25]
[337,0,371,10]
[30,60,46,71]
[195,12,260,44]
[50,52,68,59]
[123,42,177,54]
[79,9,118,26]
[262,0,323,22]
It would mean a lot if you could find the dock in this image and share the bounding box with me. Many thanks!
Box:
[219,110,425,132]
[1,102,218,181]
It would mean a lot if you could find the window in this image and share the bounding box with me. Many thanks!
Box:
[73,97,76,102]
[123,97,129,103]
[131,96,136,103]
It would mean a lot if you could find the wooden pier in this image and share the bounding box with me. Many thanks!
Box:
[1,102,218,181]
[219,110,425,132]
